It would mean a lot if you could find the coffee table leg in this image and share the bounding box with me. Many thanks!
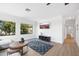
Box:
[20,48,23,56]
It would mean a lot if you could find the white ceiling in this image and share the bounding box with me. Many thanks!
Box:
[0,3,79,22]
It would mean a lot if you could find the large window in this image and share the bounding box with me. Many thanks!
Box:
[0,20,15,36]
[21,23,33,34]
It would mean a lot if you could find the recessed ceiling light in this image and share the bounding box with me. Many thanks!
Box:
[25,8,31,12]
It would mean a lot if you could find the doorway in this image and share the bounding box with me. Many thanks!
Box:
[64,19,76,46]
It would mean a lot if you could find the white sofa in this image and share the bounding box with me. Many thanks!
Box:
[0,39,11,50]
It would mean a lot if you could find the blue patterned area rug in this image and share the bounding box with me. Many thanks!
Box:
[28,40,53,55]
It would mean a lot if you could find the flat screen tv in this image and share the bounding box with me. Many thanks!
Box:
[40,24,49,29]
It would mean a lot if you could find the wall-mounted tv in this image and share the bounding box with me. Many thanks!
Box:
[40,24,49,29]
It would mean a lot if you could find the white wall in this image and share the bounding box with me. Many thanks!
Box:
[76,16,79,47]
[36,16,64,44]
[0,12,37,43]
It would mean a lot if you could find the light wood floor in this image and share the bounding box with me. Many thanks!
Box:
[25,35,79,56]
[0,40,79,56]
[25,42,79,56]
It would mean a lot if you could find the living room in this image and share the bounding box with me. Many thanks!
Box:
[0,3,79,56]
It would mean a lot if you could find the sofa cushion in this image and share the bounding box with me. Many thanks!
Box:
[0,39,11,50]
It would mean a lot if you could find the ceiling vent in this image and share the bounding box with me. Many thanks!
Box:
[25,8,31,12]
